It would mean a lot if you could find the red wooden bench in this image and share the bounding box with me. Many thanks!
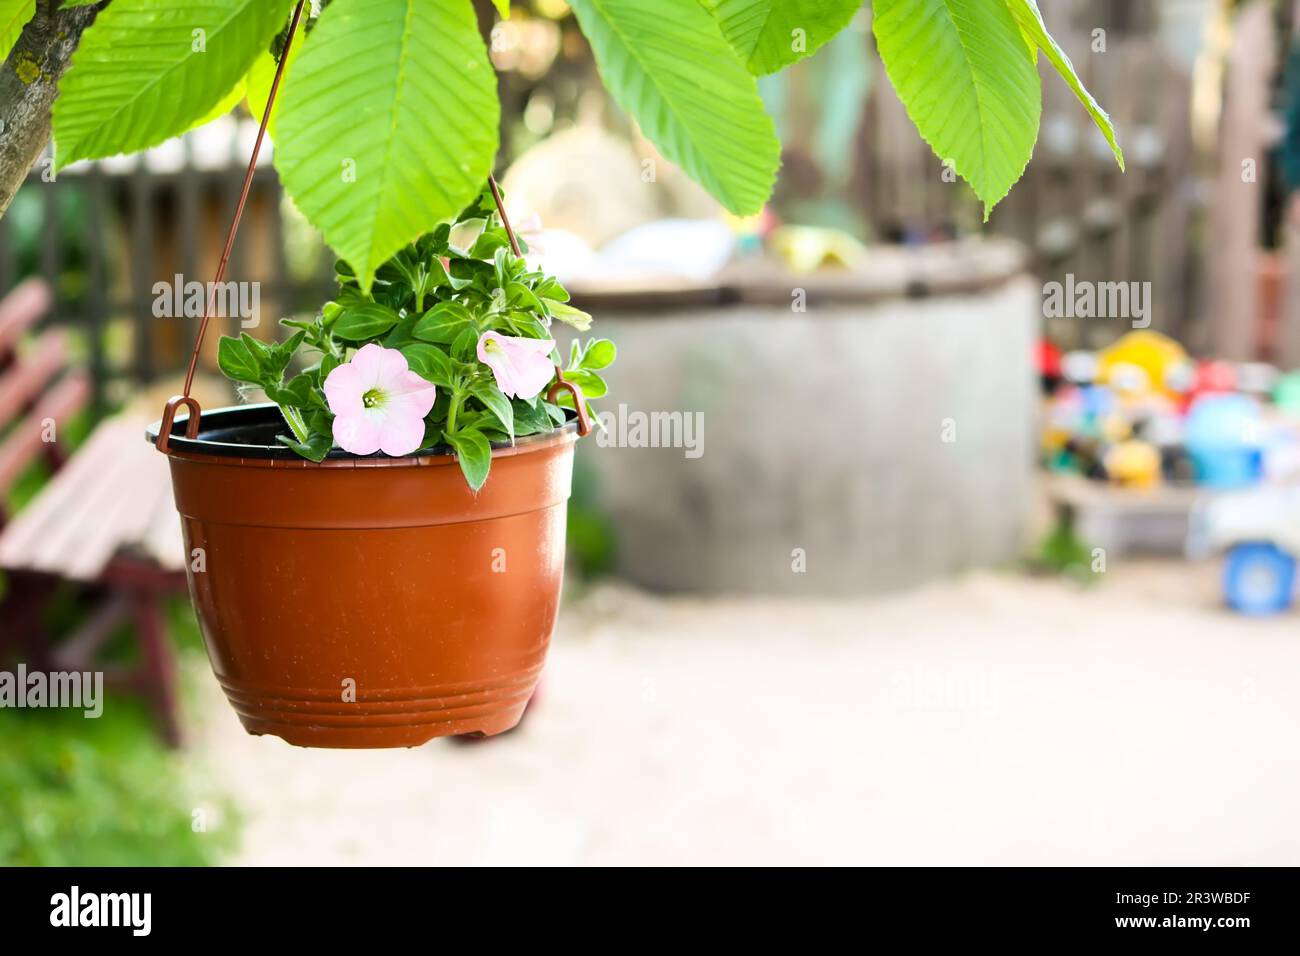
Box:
[0,278,185,744]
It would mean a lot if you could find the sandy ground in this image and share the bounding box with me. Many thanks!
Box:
[186,561,1300,866]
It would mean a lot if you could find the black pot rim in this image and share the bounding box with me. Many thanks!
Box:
[146,402,579,461]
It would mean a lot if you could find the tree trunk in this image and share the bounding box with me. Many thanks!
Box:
[0,1,107,218]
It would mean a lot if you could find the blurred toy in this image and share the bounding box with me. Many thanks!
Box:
[1263,423,1300,482]
[1224,543,1297,615]
[1191,359,1238,401]
[1041,383,1113,475]
[1104,439,1162,488]
[1135,410,1194,482]
[1163,358,1196,405]
[1184,394,1264,489]
[725,208,776,255]
[1274,370,1300,417]
[1096,330,1189,400]
[1190,487,1300,615]
[769,224,869,273]
[1079,382,1115,421]
[1106,361,1152,397]
[1236,361,1280,397]
[1037,338,1063,392]
[1041,385,1079,468]
[1039,336,1297,496]
[1099,409,1133,444]
[1061,349,1098,385]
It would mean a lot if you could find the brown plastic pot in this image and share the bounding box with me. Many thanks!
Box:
[147,403,578,749]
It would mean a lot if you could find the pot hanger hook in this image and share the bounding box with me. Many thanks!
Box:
[487,176,591,437]
[154,395,202,452]
[158,0,308,453]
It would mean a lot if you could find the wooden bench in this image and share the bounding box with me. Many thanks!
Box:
[0,279,186,743]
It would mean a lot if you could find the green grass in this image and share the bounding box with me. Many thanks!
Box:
[0,698,239,866]
[0,588,233,866]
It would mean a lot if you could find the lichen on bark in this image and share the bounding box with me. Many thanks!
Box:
[15,54,40,84]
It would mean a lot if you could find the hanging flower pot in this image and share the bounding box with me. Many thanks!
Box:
[149,402,582,748]
[149,181,610,747]
[144,10,611,747]
[148,170,611,748]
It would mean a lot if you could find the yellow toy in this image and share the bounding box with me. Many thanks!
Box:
[1096,330,1190,401]
[1104,439,1162,488]
[770,225,869,273]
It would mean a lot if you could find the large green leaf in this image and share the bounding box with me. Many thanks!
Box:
[0,1,33,63]
[701,0,862,75]
[274,0,499,292]
[193,79,248,129]
[569,0,780,215]
[1004,0,1124,171]
[53,0,294,170]
[243,36,301,137]
[872,0,1040,218]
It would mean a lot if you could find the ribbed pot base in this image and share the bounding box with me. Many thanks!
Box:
[236,700,531,748]
[218,672,539,748]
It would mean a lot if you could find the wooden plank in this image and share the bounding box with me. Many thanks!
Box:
[0,414,121,565]
[60,424,171,580]
[0,413,185,579]
[0,331,69,427]
[0,417,138,578]
[0,278,52,359]
[0,372,91,498]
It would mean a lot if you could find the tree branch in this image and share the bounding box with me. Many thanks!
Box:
[0,0,108,217]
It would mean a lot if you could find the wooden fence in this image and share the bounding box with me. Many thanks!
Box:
[0,120,336,412]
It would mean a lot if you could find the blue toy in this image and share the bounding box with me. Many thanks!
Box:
[1191,486,1300,616]
[1184,394,1263,489]
[1222,542,1298,615]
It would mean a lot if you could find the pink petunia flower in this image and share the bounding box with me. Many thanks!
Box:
[477,331,555,400]
[323,343,437,456]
